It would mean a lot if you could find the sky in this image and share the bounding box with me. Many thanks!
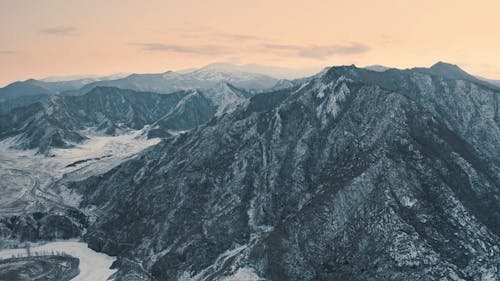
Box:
[1,0,499,86]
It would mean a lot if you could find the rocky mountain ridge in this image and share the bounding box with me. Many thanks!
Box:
[65,63,500,280]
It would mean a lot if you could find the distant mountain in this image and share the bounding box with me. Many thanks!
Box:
[414,62,500,90]
[75,65,278,96]
[180,62,322,80]
[69,63,500,280]
[0,80,53,100]
[0,66,277,116]
[40,73,129,82]
[0,75,126,99]
[0,77,121,113]
[364,64,391,72]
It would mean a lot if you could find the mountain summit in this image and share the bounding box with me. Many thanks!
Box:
[428,61,477,80]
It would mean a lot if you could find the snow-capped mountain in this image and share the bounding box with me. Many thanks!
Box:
[178,62,321,80]
[76,65,278,95]
[363,64,391,72]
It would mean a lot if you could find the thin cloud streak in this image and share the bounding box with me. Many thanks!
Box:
[212,32,264,41]
[262,43,370,59]
[133,43,230,56]
[132,41,369,60]
[0,50,15,54]
[39,27,78,36]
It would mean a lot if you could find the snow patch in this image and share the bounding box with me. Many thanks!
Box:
[315,77,351,125]
[220,267,263,281]
[401,196,417,208]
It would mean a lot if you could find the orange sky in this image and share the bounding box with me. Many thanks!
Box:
[1,0,499,86]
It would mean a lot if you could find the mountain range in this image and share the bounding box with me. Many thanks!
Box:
[0,82,253,154]
[0,62,499,281]
[0,64,280,115]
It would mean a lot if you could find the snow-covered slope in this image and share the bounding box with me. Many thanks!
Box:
[202,82,251,115]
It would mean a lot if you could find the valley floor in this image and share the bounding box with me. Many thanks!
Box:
[0,129,160,280]
[0,129,160,214]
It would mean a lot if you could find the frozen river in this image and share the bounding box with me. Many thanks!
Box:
[0,241,116,281]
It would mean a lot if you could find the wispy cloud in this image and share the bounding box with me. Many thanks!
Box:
[0,50,14,55]
[212,32,264,41]
[132,43,230,56]
[262,43,369,59]
[39,26,78,36]
[130,41,369,60]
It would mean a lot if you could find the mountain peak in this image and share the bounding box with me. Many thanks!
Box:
[430,61,464,72]
[428,61,474,80]
[406,61,484,84]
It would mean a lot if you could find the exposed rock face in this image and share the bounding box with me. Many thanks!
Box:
[0,87,212,154]
[70,64,500,280]
[0,211,86,244]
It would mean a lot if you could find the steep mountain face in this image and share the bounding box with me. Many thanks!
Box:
[77,66,278,95]
[69,65,500,280]
[0,87,202,154]
[202,82,252,116]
